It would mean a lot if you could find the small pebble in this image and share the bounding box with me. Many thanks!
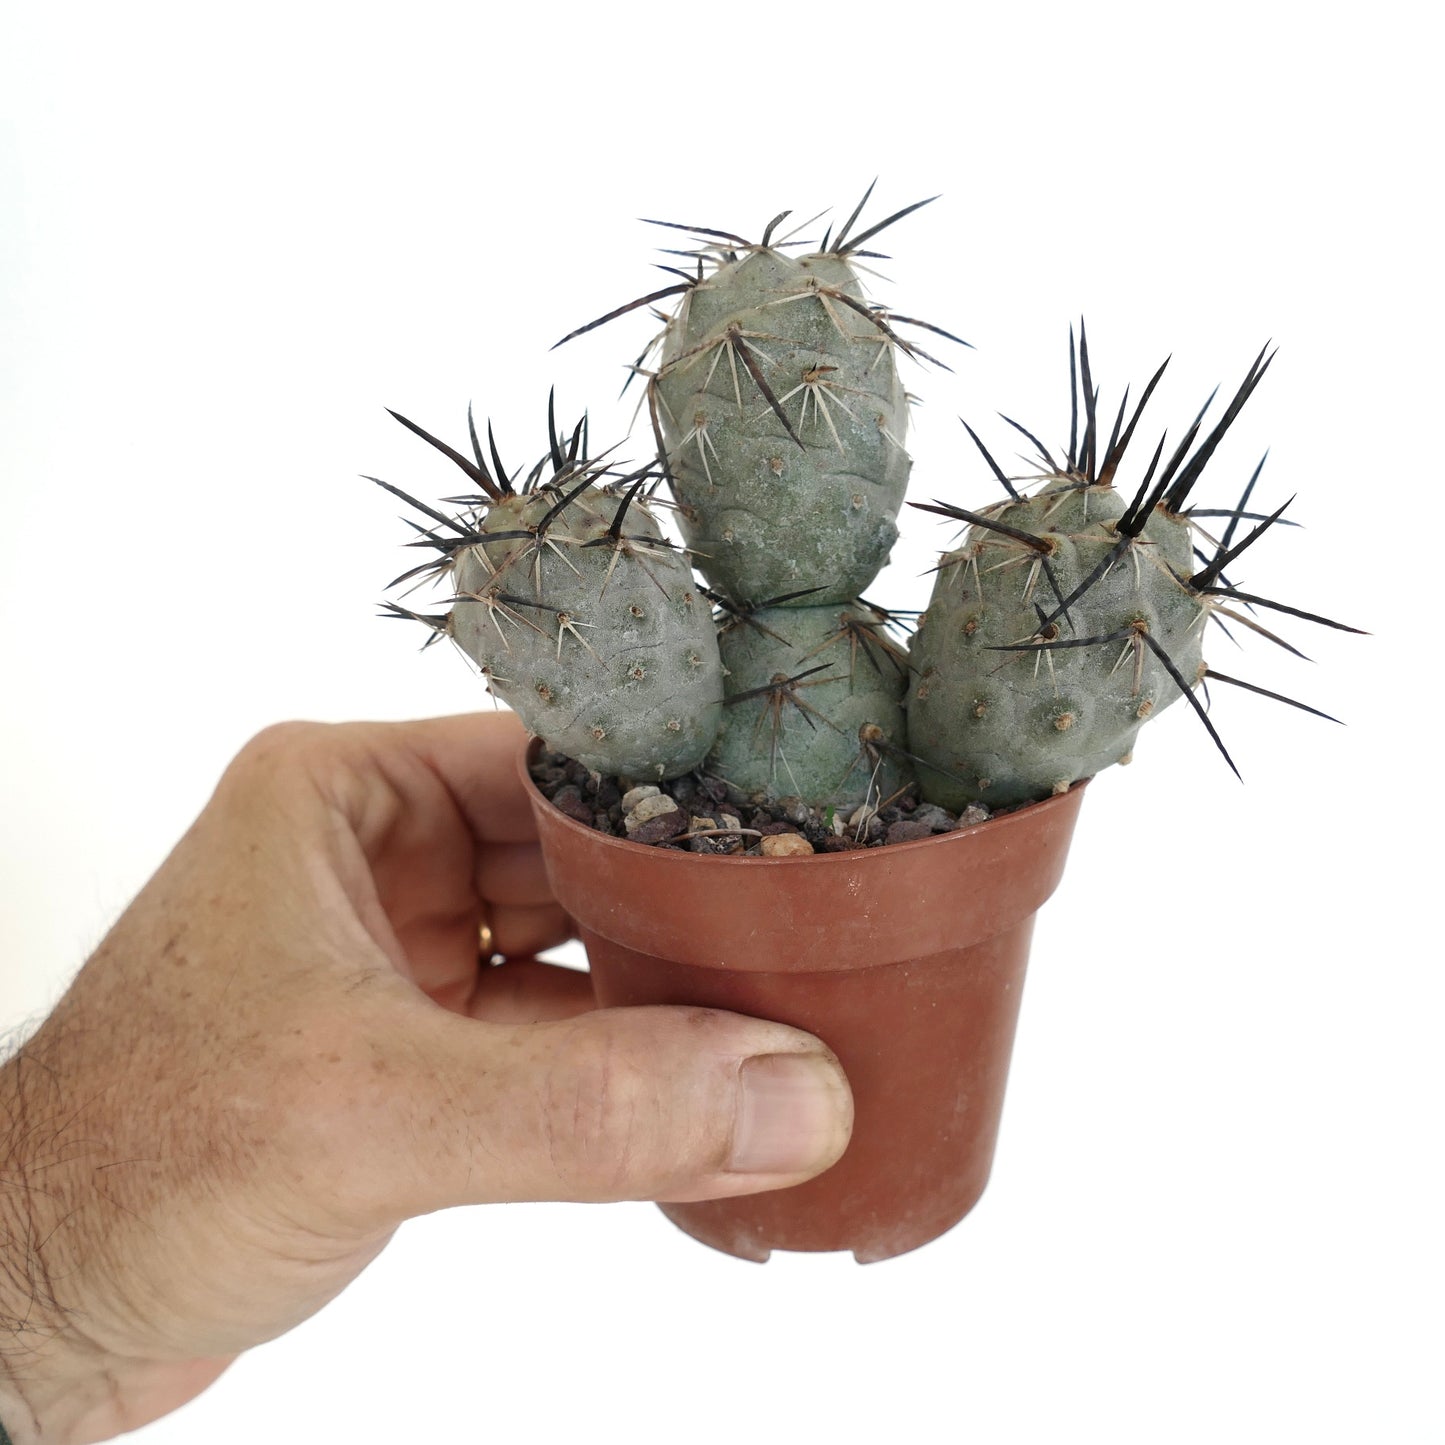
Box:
[531,748,981,851]
[910,803,955,833]
[551,786,594,826]
[624,794,679,833]
[629,809,689,845]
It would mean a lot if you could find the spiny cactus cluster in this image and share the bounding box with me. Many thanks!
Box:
[906,338,1358,807]
[375,188,1354,823]
[376,410,723,780]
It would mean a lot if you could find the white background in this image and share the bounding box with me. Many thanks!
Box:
[2,2,1439,1440]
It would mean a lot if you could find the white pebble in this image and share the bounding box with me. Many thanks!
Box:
[624,793,680,833]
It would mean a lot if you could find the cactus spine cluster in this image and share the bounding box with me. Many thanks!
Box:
[378,192,1352,819]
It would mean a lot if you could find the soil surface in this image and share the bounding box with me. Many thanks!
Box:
[529,748,994,856]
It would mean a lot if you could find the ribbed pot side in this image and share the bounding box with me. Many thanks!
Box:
[519,739,1086,1263]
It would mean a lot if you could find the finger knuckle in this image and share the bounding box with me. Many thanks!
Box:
[543,1027,658,1198]
[233,719,328,772]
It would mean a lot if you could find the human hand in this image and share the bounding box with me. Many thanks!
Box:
[0,713,852,1444]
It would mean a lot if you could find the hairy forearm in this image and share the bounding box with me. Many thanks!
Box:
[0,1027,193,1445]
[0,997,234,1445]
[0,1032,97,1445]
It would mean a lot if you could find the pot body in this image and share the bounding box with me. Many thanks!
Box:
[520,740,1085,1262]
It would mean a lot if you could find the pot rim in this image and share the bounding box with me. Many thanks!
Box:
[519,735,1089,970]
[520,734,1087,868]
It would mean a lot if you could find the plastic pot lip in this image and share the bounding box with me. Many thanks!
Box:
[519,736,1088,970]
[518,734,1088,870]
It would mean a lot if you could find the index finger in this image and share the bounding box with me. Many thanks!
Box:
[401,709,541,844]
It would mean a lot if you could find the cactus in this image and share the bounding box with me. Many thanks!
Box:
[378,198,1354,833]
[374,405,724,780]
[907,330,1358,808]
[542,188,964,810]
[709,599,912,809]
[907,468,1206,809]
[652,244,910,606]
[558,191,958,612]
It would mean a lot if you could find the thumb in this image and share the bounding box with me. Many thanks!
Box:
[374,1004,854,1217]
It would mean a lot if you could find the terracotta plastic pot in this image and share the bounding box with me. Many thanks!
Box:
[519,739,1086,1262]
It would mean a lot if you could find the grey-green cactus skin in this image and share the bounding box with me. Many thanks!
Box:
[708,601,912,807]
[449,485,724,780]
[654,248,911,606]
[387,216,1335,821]
[907,480,1205,809]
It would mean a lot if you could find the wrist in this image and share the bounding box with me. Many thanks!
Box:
[0,1044,114,1445]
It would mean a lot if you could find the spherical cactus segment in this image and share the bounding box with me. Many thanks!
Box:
[906,331,1346,810]
[654,246,912,606]
[552,190,966,613]
[452,486,723,780]
[375,407,724,780]
[708,600,913,809]
[907,479,1205,809]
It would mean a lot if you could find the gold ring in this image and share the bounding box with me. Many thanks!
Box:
[479,907,495,960]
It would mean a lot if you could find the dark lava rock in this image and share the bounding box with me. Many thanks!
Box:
[551,786,594,826]
[628,809,690,845]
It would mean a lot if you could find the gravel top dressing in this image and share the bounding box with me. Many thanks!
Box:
[529,746,993,856]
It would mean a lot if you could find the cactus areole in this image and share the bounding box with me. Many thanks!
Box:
[375,189,1355,836]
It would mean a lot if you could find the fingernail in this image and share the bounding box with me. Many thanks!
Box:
[730,1052,852,1176]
